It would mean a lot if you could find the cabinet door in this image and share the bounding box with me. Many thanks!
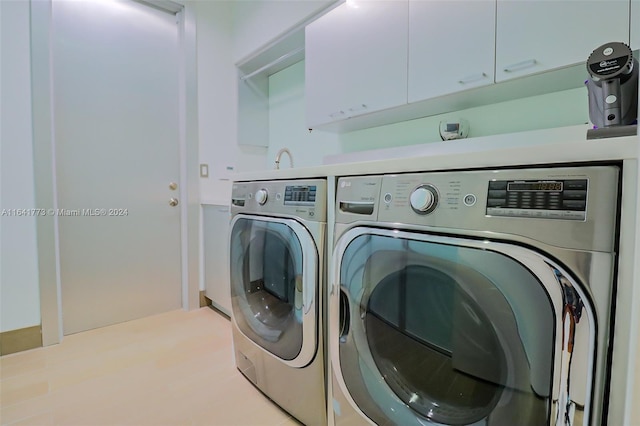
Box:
[496,0,630,82]
[203,205,231,314]
[408,0,495,103]
[305,0,408,127]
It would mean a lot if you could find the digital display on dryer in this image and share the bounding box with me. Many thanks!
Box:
[284,185,316,205]
[507,182,563,192]
[486,179,587,220]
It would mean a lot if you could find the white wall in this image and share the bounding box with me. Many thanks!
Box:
[231,0,334,63]
[632,0,639,49]
[264,59,589,166]
[629,80,640,423]
[268,60,340,169]
[198,0,338,201]
[339,87,589,152]
[196,0,236,204]
[196,0,267,205]
[1,0,325,333]
[0,0,42,332]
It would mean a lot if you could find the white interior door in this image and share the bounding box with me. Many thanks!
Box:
[52,0,182,335]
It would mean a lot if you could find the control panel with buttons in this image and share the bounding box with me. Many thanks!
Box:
[486,179,588,220]
[337,166,618,252]
[231,179,326,222]
[284,185,317,206]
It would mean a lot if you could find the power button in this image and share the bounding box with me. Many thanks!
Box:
[463,194,477,207]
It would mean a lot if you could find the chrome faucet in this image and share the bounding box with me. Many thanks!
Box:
[274,148,294,170]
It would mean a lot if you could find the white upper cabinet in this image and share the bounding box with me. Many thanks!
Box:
[305,0,631,131]
[408,1,496,103]
[495,0,630,82]
[305,0,408,127]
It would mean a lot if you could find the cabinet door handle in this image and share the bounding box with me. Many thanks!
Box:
[329,110,346,119]
[458,72,487,84]
[503,59,537,73]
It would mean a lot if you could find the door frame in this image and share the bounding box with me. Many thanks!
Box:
[30,0,200,345]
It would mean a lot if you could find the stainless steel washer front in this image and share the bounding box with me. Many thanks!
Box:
[229,179,327,426]
[330,165,620,426]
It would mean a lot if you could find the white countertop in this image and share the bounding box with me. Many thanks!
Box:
[231,124,639,182]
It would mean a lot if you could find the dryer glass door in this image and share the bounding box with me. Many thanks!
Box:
[334,228,594,425]
[230,215,318,367]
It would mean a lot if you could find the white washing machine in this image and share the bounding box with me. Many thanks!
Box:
[330,165,620,425]
[229,179,326,426]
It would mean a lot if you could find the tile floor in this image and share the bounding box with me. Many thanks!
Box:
[0,308,300,426]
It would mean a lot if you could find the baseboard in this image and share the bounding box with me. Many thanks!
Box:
[199,290,212,308]
[208,303,231,320]
[0,325,43,356]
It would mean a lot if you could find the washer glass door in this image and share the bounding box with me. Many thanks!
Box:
[335,228,593,425]
[230,215,318,367]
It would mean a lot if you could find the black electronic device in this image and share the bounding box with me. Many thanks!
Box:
[585,42,638,132]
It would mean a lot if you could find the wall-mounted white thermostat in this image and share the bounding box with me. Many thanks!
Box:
[439,119,469,141]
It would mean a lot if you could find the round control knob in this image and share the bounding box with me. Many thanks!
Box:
[410,185,438,214]
[255,189,268,205]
